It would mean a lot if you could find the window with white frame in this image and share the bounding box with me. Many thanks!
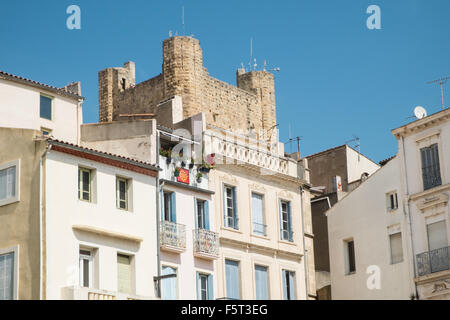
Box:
[282,269,295,300]
[161,266,177,300]
[0,249,16,300]
[389,232,403,264]
[223,185,238,229]
[280,200,293,242]
[386,191,398,212]
[79,249,94,288]
[78,167,92,202]
[116,177,129,210]
[197,273,213,300]
[252,193,266,236]
[0,160,19,207]
[117,254,133,294]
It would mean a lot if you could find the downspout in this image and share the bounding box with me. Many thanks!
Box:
[39,141,52,300]
[155,130,166,299]
[400,135,419,299]
[299,185,310,300]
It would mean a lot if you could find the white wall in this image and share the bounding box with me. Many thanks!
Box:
[44,150,158,299]
[346,146,380,184]
[328,157,414,299]
[0,79,82,143]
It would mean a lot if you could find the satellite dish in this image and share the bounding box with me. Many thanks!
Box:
[414,106,427,119]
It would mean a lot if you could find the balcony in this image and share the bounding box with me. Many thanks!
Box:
[193,229,219,260]
[422,166,442,191]
[159,155,209,190]
[160,221,186,253]
[61,286,155,300]
[416,246,450,276]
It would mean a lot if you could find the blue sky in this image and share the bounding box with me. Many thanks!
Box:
[1,0,449,162]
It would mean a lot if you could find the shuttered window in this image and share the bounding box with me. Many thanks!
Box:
[255,265,269,300]
[0,166,16,202]
[195,199,210,230]
[389,233,403,264]
[427,221,448,251]
[421,144,442,190]
[79,250,93,288]
[161,266,177,300]
[163,192,177,222]
[252,193,265,236]
[225,259,240,300]
[117,254,132,294]
[280,200,293,242]
[223,185,238,229]
[0,252,14,300]
[196,273,213,300]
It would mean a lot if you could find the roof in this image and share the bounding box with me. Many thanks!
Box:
[392,107,450,137]
[0,70,84,100]
[379,155,396,166]
[305,144,379,167]
[47,138,160,174]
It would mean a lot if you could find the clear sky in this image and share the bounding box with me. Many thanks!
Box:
[1,0,449,162]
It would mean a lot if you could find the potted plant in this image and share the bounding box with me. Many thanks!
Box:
[181,161,186,168]
[160,148,172,164]
[196,172,203,183]
[189,157,195,169]
[174,167,181,178]
[199,161,214,173]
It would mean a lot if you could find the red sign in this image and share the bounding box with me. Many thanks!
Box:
[177,168,190,184]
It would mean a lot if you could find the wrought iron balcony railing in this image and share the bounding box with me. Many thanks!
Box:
[160,221,186,251]
[193,229,219,258]
[416,246,450,276]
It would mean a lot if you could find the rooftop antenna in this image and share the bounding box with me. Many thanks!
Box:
[182,6,185,36]
[248,38,253,72]
[285,135,303,156]
[427,76,450,110]
[253,58,257,71]
[345,135,361,161]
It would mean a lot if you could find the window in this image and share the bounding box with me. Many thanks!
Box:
[389,233,403,264]
[252,193,266,236]
[162,191,176,222]
[117,254,132,294]
[387,192,398,211]
[0,251,15,300]
[197,273,213,300]
[427,221,448,251]
[40,95,52,120]
[255,265,269,300]
[421,144,442,190]
[282,269,295,300]
[116,177,129,210]
[79,249,93,288]
[195,199,210,230]
[344,239,356,274]
[280,200,293,242]
[0,161,19,206]
[225,259,240,300]
[223,185,238,229]
[161,266,177,300]
[40,127,52,136]
[78,168,92,202]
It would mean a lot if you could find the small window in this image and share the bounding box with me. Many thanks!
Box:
[344,239,356,275]
[161,266,177,300]
[0,161,19,207]
[163,191,176,222]
[195,199,209,230]
[421,144,442,190]
[389,233,403,264]
[41,127,52,136]
[79,249,93,288]
[252,193,266,236]
[0,251,15,300]
[387,192,398,212]
[223,185,238,229]
[40,95,52,120]
[197,273,213,300]
[117,254,132,294]
[78,168,92,202]
[280,200,293,242]
[282,269,296,300]
[116,177,129,210]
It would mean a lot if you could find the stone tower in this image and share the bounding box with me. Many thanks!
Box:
[98,36,277,135]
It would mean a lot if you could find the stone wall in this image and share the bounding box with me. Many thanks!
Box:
[98,36,277,134]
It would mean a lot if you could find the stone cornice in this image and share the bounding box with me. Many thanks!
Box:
[392,108,450,138]
[409,183,450,202]
[72,225,143,243]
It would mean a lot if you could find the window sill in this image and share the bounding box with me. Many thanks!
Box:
[221,226,242,234]
[251,233,270,240]
[278,239,296,246]
[345,271,356,276]
[0,198,19,207]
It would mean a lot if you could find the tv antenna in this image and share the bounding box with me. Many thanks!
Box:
[248,38,253,72]
[182,6,185,36]
[427,76,450,110]
[263,60,281,73]
[346,135,361,161]
[285,136,303,156]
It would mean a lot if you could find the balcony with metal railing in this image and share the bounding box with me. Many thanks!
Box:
[193,229,219,260]
[160,221,187,253]
[422,166,442,191]
[416,246,450,277]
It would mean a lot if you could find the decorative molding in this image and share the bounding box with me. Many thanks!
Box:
[72,225,143,243]
[416,193,449,213]
[249,183,266,194]
[415,130,441,145]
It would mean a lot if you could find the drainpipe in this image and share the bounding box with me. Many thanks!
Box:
[39,141,52,300]
[299,185,310,300]
[155,130,161,298]
[400,135,419,299]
